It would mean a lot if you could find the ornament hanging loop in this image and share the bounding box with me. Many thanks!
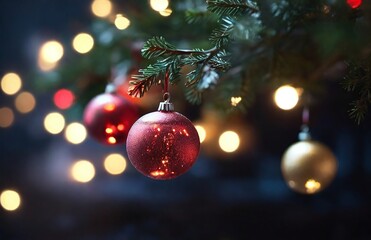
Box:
[158,68,174,112]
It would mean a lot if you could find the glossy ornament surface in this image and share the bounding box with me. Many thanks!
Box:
[281,140,337,194]
[83,93,138,145]
[126,111,200,180]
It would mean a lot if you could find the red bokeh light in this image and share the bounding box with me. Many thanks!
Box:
[53,89,75,110]
[347,0,362,9]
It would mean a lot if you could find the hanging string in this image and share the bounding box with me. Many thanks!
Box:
[302,106,310,126]
[163,68,170,102]
[299,107,311,141]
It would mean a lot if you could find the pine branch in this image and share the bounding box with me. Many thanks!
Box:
[209,17,235,48]
[343,58,371,124]
[185,10,218,24]
[206,0,259,16]
[130,36,226,100]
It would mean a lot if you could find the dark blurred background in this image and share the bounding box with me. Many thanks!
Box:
[0,1,371,239]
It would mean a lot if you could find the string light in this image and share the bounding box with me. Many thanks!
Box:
[149,0,169,12]
[14,92,36,114]
[72,33,94,54]
[0,190,21,211]
[70,160,95,183]
[1,72,22,95]
[91,0,112,18]
[44,112,66,134]
[274,85,300,110]
[65,122,87,144]
[104,153,127,175]
[0,107,14,128]
[219,131,240,153]
[114,14,131,30]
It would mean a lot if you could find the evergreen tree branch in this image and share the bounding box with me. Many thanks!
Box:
[206,0,259,16]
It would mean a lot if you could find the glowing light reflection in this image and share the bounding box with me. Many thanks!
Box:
[151,170,165,177]
[305,179,321,194]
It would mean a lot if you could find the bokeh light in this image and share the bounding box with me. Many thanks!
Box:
[274,85,300,110]
[195,125,206,143]
[347,0,362,9]
[39,40,64,63]
[114,14,131,30]
[0,107,14,128]
[159,8,172,17]
[231,96,242,107]
[14,92,36,113]
[53,89,75,110]
[65,122,87,144]
[0,190,21,211]
[150,0,169,12]
[1,72,22,95]
[72,33,94,54]
[70,160,95,183]
[38,58,57,72]
[219,131,240,153]
[104,153,127,175]
[44,112,66,134]
[91,0,112,18]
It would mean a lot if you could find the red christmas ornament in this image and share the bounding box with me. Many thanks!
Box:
[83,92,138,145]
[347,0,362,9]
[126,100,200,180]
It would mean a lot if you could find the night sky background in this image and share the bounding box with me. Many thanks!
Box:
[0,1,371,239]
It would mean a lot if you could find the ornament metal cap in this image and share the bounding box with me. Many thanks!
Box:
[158,93,174,111]
[298,125,312,141]
[105,83,116,93]
[158,100,174,112]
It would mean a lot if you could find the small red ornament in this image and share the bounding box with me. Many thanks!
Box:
[126,100,200,180]
[83,92,138,145]
[347,0,362,9]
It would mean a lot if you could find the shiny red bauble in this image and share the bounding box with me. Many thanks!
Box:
[83,93,138,145]
[126,111,200,180]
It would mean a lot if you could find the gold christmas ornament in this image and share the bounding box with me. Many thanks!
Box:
[281,140,337,194]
